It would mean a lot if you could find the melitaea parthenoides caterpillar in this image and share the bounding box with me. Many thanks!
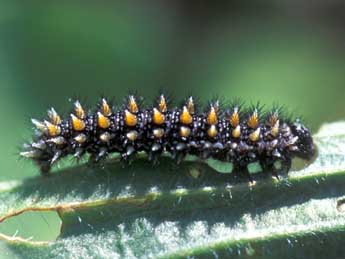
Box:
[20,95,315,178]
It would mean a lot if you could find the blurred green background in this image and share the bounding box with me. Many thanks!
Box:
[0,0,345,247]
[2,1,344,181]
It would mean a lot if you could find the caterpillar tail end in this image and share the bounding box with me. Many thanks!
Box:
[37,161,52,176]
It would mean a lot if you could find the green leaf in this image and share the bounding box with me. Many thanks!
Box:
[1,122,345,259]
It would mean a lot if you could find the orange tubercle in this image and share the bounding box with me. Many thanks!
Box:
[71,114,86,131]
[124,110,137,127]
[97,112,110,129]
[152,108,165,125]
[207,106,218,125]
[180,106,193,125]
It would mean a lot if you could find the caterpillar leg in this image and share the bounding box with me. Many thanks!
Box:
[148,152,161,165]
[260,160,277,179]
[121,146,137,165]
[233,163,253,182]
[271,165,280,180]
[270,158,292,179]
[148,143,163,165]
[280,158,292,176]
[246,169,254,183]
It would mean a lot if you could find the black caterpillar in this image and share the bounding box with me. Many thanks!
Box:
[20,95,315,177]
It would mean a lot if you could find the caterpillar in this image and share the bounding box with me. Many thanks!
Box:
[20,95,315,177]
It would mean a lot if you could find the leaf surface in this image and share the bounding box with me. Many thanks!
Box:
[1,122,345,259]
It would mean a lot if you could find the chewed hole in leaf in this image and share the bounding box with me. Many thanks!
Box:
[336,199,345,213]
[0,210,61,242]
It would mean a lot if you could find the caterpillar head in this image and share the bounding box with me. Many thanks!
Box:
[290,120,315,160]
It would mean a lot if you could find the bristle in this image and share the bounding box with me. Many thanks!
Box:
[229,107,240,127]
[100,132,111,142]
[47,108,61,125]
[74,148,84,158]
[97,148,108,161]
[101,98,112,116]
[247,109,259,129]
[126,130,138,141]
[270,120,280,137]
[31,140,47,150]
[51,150,61,164]
[186,97,195,114]
[286,136,298,146]
[74,101,85,119]
[268,139,278,150]
[151,143,161,152]
[158,95,167,113]
[213,100,220,113]
[268,110,279,127]
[272,149,281,158]
[20,150,41,158]
[153,128,164,138]
[31,119,47,132]
[128,95,139,113]
[74,133,87,143]
[206,106,218,125]
[22,143,31,149]
[125,146,135,157]
[47,137,66,145]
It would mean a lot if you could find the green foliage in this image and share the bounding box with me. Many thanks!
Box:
[0,121,345,259]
